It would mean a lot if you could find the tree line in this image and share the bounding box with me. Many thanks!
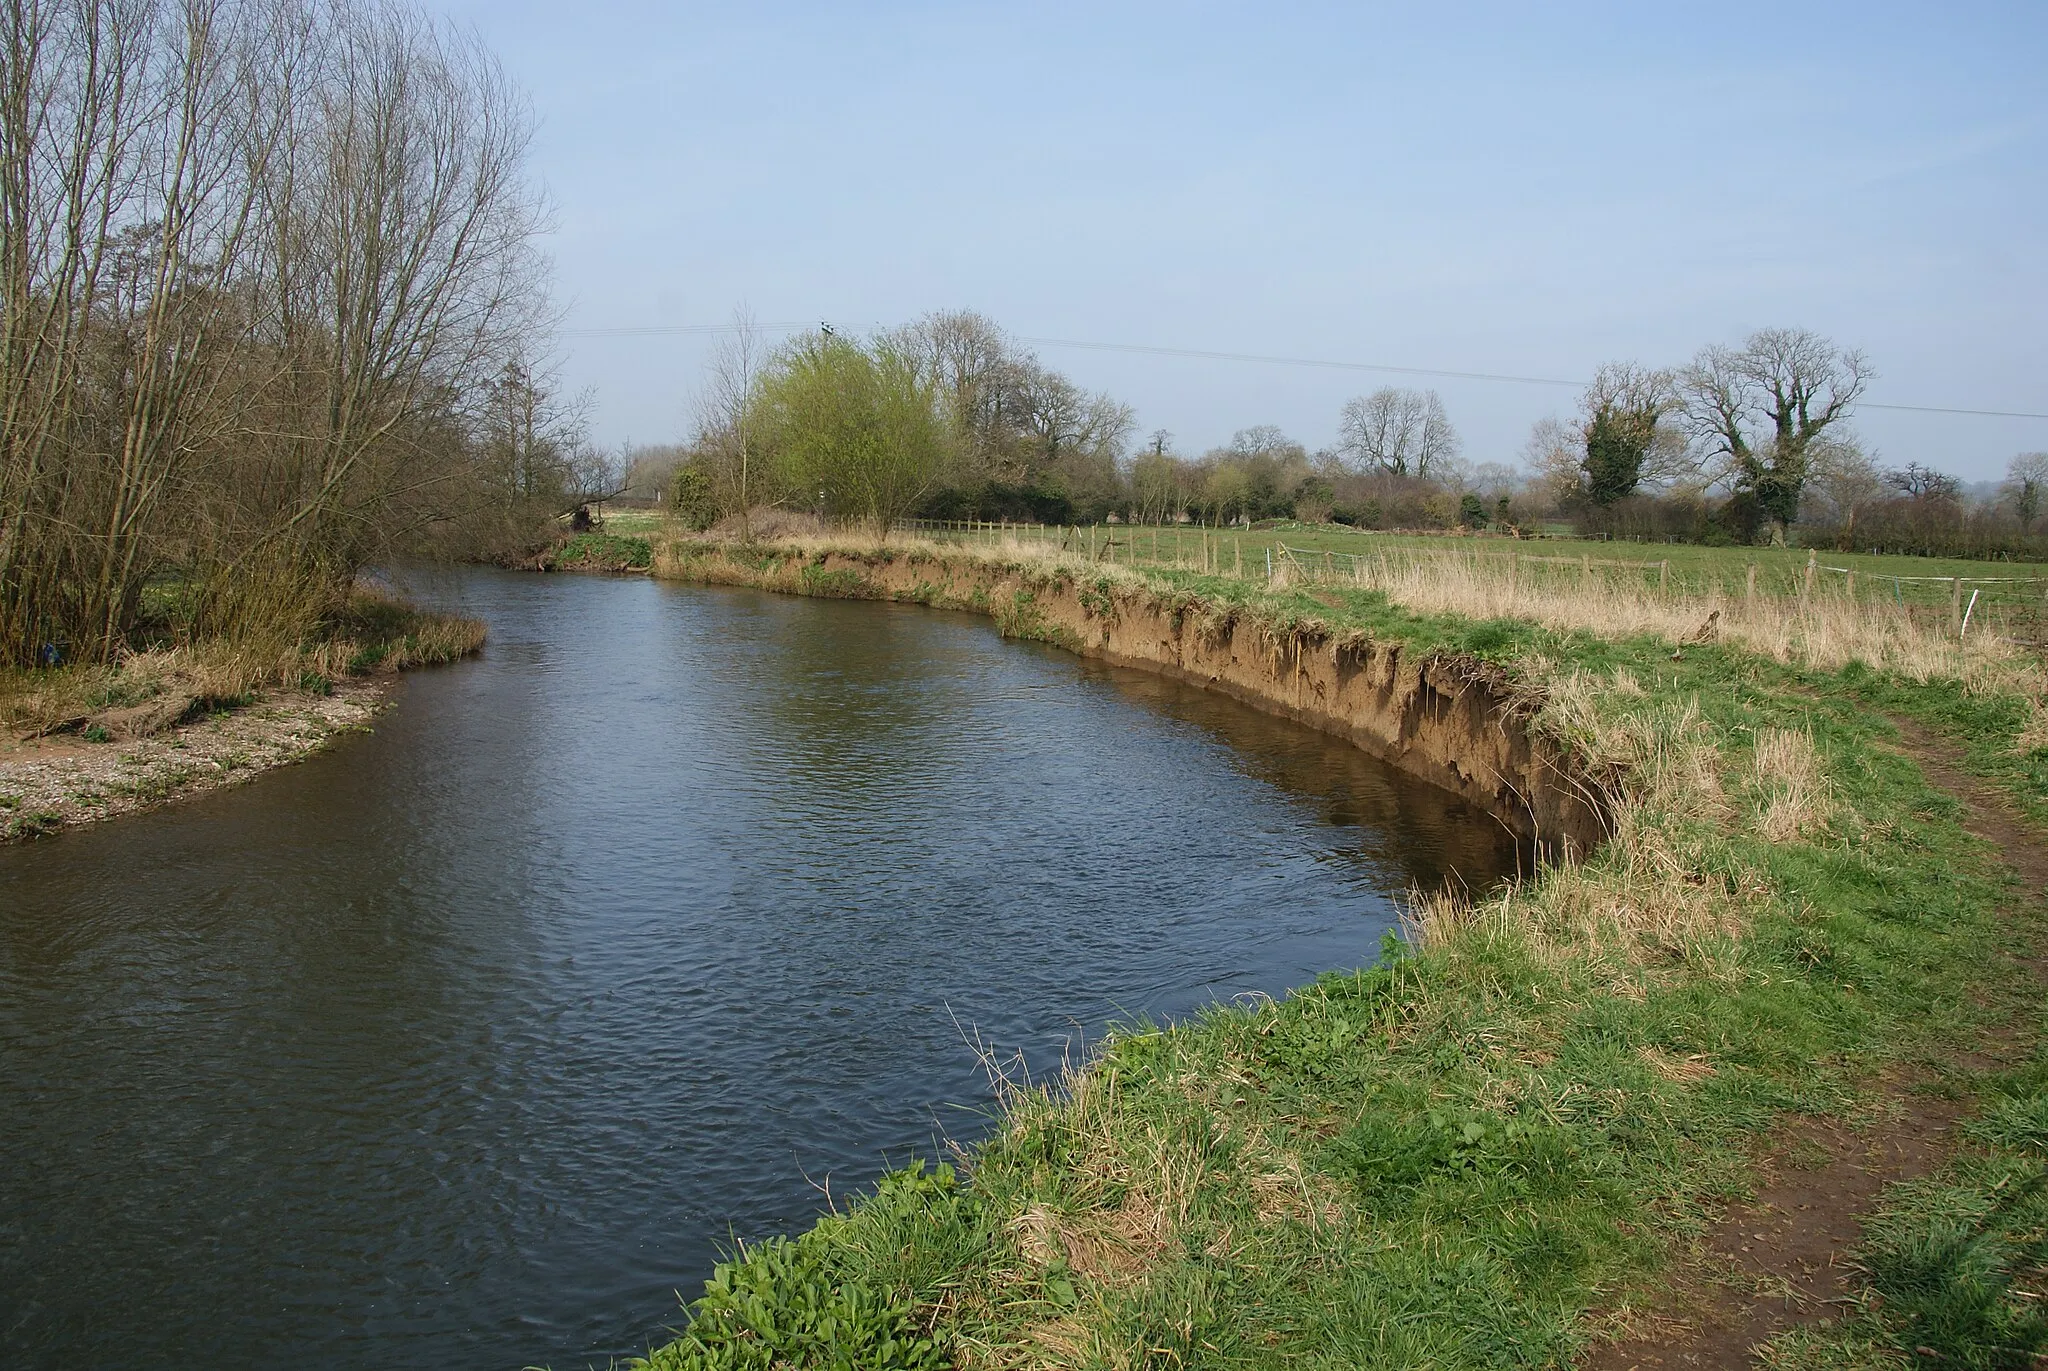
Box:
[660,309,1499,534]
[1526,329,2046,556]
[0,0,579,669]
[656,313,2044,562]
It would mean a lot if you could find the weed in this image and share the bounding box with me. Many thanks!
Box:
[546,532,654,572]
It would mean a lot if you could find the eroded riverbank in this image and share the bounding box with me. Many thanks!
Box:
[625,534,2048,1371]
[656,538,1610,855]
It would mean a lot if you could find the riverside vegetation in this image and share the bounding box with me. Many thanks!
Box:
[0,589,484,840]
[0,0,586,826]
[615,528,2048,1370]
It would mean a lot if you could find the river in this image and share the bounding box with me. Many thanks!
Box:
[0,567,1523,1369]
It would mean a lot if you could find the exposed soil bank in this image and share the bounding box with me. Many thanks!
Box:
[0,682,389,840]
[658,541,1609,855]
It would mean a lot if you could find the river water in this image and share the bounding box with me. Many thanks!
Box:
[0,567,1523,1369]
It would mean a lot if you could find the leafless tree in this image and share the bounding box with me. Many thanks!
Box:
[1520,415,1584,511]
[1336,387,1459,478]
[1801,436,1884,542]
[0,0,556,663]
[1676,328,1870,535]
[696,304,767,538]
[2003,452,2048,535]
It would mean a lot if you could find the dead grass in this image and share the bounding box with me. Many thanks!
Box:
[1750,728,1839,844]
[1353,553,2033,686]
[0,589,483,740]
[2014,697,2048,756]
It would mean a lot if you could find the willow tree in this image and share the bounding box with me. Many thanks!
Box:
[756,331,946,532]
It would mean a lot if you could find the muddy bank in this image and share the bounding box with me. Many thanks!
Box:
[658,542,1609,855]
[0,682,389,841]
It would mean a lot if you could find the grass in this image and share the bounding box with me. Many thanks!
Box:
[605,505,2048,624]
[0,587,485,740]
[616,533,2048,1370]
[545,531,655,571]
[1758,1025,2048,1370]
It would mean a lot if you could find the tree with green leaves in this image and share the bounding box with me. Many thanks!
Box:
[755,333,948,531]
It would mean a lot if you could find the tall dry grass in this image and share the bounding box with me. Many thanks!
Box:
[684,527,2039,689]
[1299,552,2037,686]
[1,591,484,738]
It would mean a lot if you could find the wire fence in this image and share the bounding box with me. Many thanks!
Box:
[890,520,2048,646]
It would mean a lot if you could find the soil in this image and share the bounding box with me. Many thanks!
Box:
[0,680,388,841]
[1584,715,2048,1369]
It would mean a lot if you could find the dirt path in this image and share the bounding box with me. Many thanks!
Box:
[1585,716,2048,1370]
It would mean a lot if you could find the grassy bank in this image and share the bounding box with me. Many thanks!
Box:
[606,506,2048,639]
[628,534,2047,1370]
[0,587,485,741]
[0,589,484,840]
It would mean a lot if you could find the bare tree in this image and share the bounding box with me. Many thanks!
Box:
[1802,436,1884,544]
[1336,387,1458,478]
[1677,328,1871,537]
[1885,461,1961,503]
[697,304,766,538]
[0,0,557,664]
[1521,415,1584,511]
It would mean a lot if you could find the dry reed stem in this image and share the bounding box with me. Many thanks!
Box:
[1749,728,1839,844]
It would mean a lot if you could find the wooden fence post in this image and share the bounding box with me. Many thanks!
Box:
[1951,576,1964,631]
[1745,563,1757,605]
[1802,549,1817,603]
[1659,560,1669,592]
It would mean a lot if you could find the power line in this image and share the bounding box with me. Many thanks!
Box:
[556,322,2048,421]
[1012,335,1583,389]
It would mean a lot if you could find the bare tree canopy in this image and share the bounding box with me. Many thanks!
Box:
[1336,387,1460,478]
[1676,328,1871,534]
[694,306,768,537]
[0,0,559,665]
[1800,437,1884,536]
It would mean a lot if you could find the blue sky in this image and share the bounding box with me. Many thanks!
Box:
[434,1,2047,480]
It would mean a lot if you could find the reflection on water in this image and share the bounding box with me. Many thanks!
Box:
[0,567,1522,1370]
